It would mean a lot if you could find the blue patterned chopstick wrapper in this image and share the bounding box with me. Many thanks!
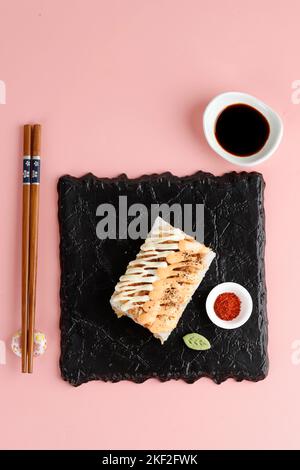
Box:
[23,156,31,185]
[31,156,41,185]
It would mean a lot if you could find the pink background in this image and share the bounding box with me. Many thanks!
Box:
[0,0,300,450]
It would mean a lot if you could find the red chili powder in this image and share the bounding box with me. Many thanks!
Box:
[214,292,241,321]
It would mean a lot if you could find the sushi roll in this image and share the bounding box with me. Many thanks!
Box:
[110,217,215,343]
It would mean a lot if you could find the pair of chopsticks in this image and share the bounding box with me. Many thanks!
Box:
[21,124,41,373]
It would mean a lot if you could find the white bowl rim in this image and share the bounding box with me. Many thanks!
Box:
[203,91,283,167]
[205,281,253,329]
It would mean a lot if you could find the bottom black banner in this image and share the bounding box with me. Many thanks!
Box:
[0,450,298,465]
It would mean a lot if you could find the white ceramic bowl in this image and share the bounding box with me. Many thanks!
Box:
[203,91,283,166]
[206,282,253,329]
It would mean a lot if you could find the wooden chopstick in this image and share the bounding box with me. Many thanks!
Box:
[21,125,32,373]
[27,124,41,373]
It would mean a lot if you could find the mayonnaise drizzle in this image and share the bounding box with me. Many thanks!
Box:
[113,218,185,311]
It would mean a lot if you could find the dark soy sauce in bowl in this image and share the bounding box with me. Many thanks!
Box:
[215,104,270,157]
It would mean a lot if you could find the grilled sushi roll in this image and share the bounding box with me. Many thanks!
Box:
[110,217,215,343]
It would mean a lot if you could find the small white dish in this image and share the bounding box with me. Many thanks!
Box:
[203,91,283,167]
[206,282,253,329]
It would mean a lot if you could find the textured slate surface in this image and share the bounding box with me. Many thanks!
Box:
[58,171,268,386]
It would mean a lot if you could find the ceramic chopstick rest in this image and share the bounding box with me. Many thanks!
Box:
[11,330,47,358]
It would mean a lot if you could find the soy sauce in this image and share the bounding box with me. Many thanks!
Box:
[215,104,270,157]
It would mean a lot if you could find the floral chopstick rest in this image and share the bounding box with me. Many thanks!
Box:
[11,330,47,358]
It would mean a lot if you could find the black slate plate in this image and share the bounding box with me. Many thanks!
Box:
[58,171,268,386]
